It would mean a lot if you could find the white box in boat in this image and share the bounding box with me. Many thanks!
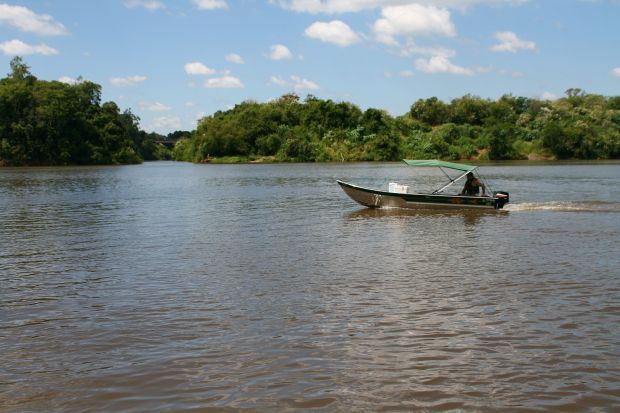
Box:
[388,182,409,194]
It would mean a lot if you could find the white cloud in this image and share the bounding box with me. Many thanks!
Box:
[415,55,474,75]
[124,0,165,10]
[270,0,368,14]
[266,44,294,60]
[192,0,228,10]
[58,76,81,84]
[0,39,58,56]
[140,102,172,111]
[184,62,216,75]
[0,4,67,35]
[203,75,244,88]
[110,75,147,86]
[541,91,558,100]
[152,116,182,131]
[396,39,455,58]
[491,31,536,52]
[304,20,361,47]
[271,0,377,13]
[291,76,320,92]
[270,75,290,87]
[612,67,620,77]
[270,75,319,91]
[373,4,455,46]
[271,0,528,14]
[384,70,414,78]
[225,53,244,64]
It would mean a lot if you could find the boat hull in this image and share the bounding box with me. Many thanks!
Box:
[337,180,507,210]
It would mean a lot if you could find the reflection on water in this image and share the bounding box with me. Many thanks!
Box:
[1,161,619,412]
[345,207,508,226]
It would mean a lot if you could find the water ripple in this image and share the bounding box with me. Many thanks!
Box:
[1,162,619,412]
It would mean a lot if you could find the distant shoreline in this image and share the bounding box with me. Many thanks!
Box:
[3,158,620,168]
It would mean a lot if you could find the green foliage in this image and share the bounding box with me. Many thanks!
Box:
[410,97,448,126]
[447,95,490,126]
[3,58,619,165]
[0,57,165,166]
[171,88,620,163]
[484,123,521,160]
[138,132,172,161]
[173,95,406,163]
[172,138,196,162]
[400,90,620,161]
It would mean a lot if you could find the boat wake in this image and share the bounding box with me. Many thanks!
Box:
[505,201,620,213]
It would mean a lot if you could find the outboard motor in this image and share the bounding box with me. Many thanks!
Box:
[493,191,510,209]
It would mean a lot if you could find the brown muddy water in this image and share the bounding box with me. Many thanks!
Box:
[1,161,619,412]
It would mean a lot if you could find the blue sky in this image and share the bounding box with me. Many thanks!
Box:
[1,0,619,134]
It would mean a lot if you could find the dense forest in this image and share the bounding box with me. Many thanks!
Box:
[174,90,620,163]
[0,57,172,166]
[1,57,619,166]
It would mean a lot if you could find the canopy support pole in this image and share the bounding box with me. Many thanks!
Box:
[432,169,474,194]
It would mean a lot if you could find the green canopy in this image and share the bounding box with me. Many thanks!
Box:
[402,159,477,173]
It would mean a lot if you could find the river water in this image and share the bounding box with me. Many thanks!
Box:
[1,161,619,412]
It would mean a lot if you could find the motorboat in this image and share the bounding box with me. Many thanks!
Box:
[337,159,510,210]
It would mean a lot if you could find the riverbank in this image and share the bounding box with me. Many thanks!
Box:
[7,156,620,167]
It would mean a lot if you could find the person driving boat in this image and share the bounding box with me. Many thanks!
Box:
[461,172,486,196]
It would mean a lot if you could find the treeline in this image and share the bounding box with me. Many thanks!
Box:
[174,90,620,163]
[0,57,172,166]
[2,57,619,166]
